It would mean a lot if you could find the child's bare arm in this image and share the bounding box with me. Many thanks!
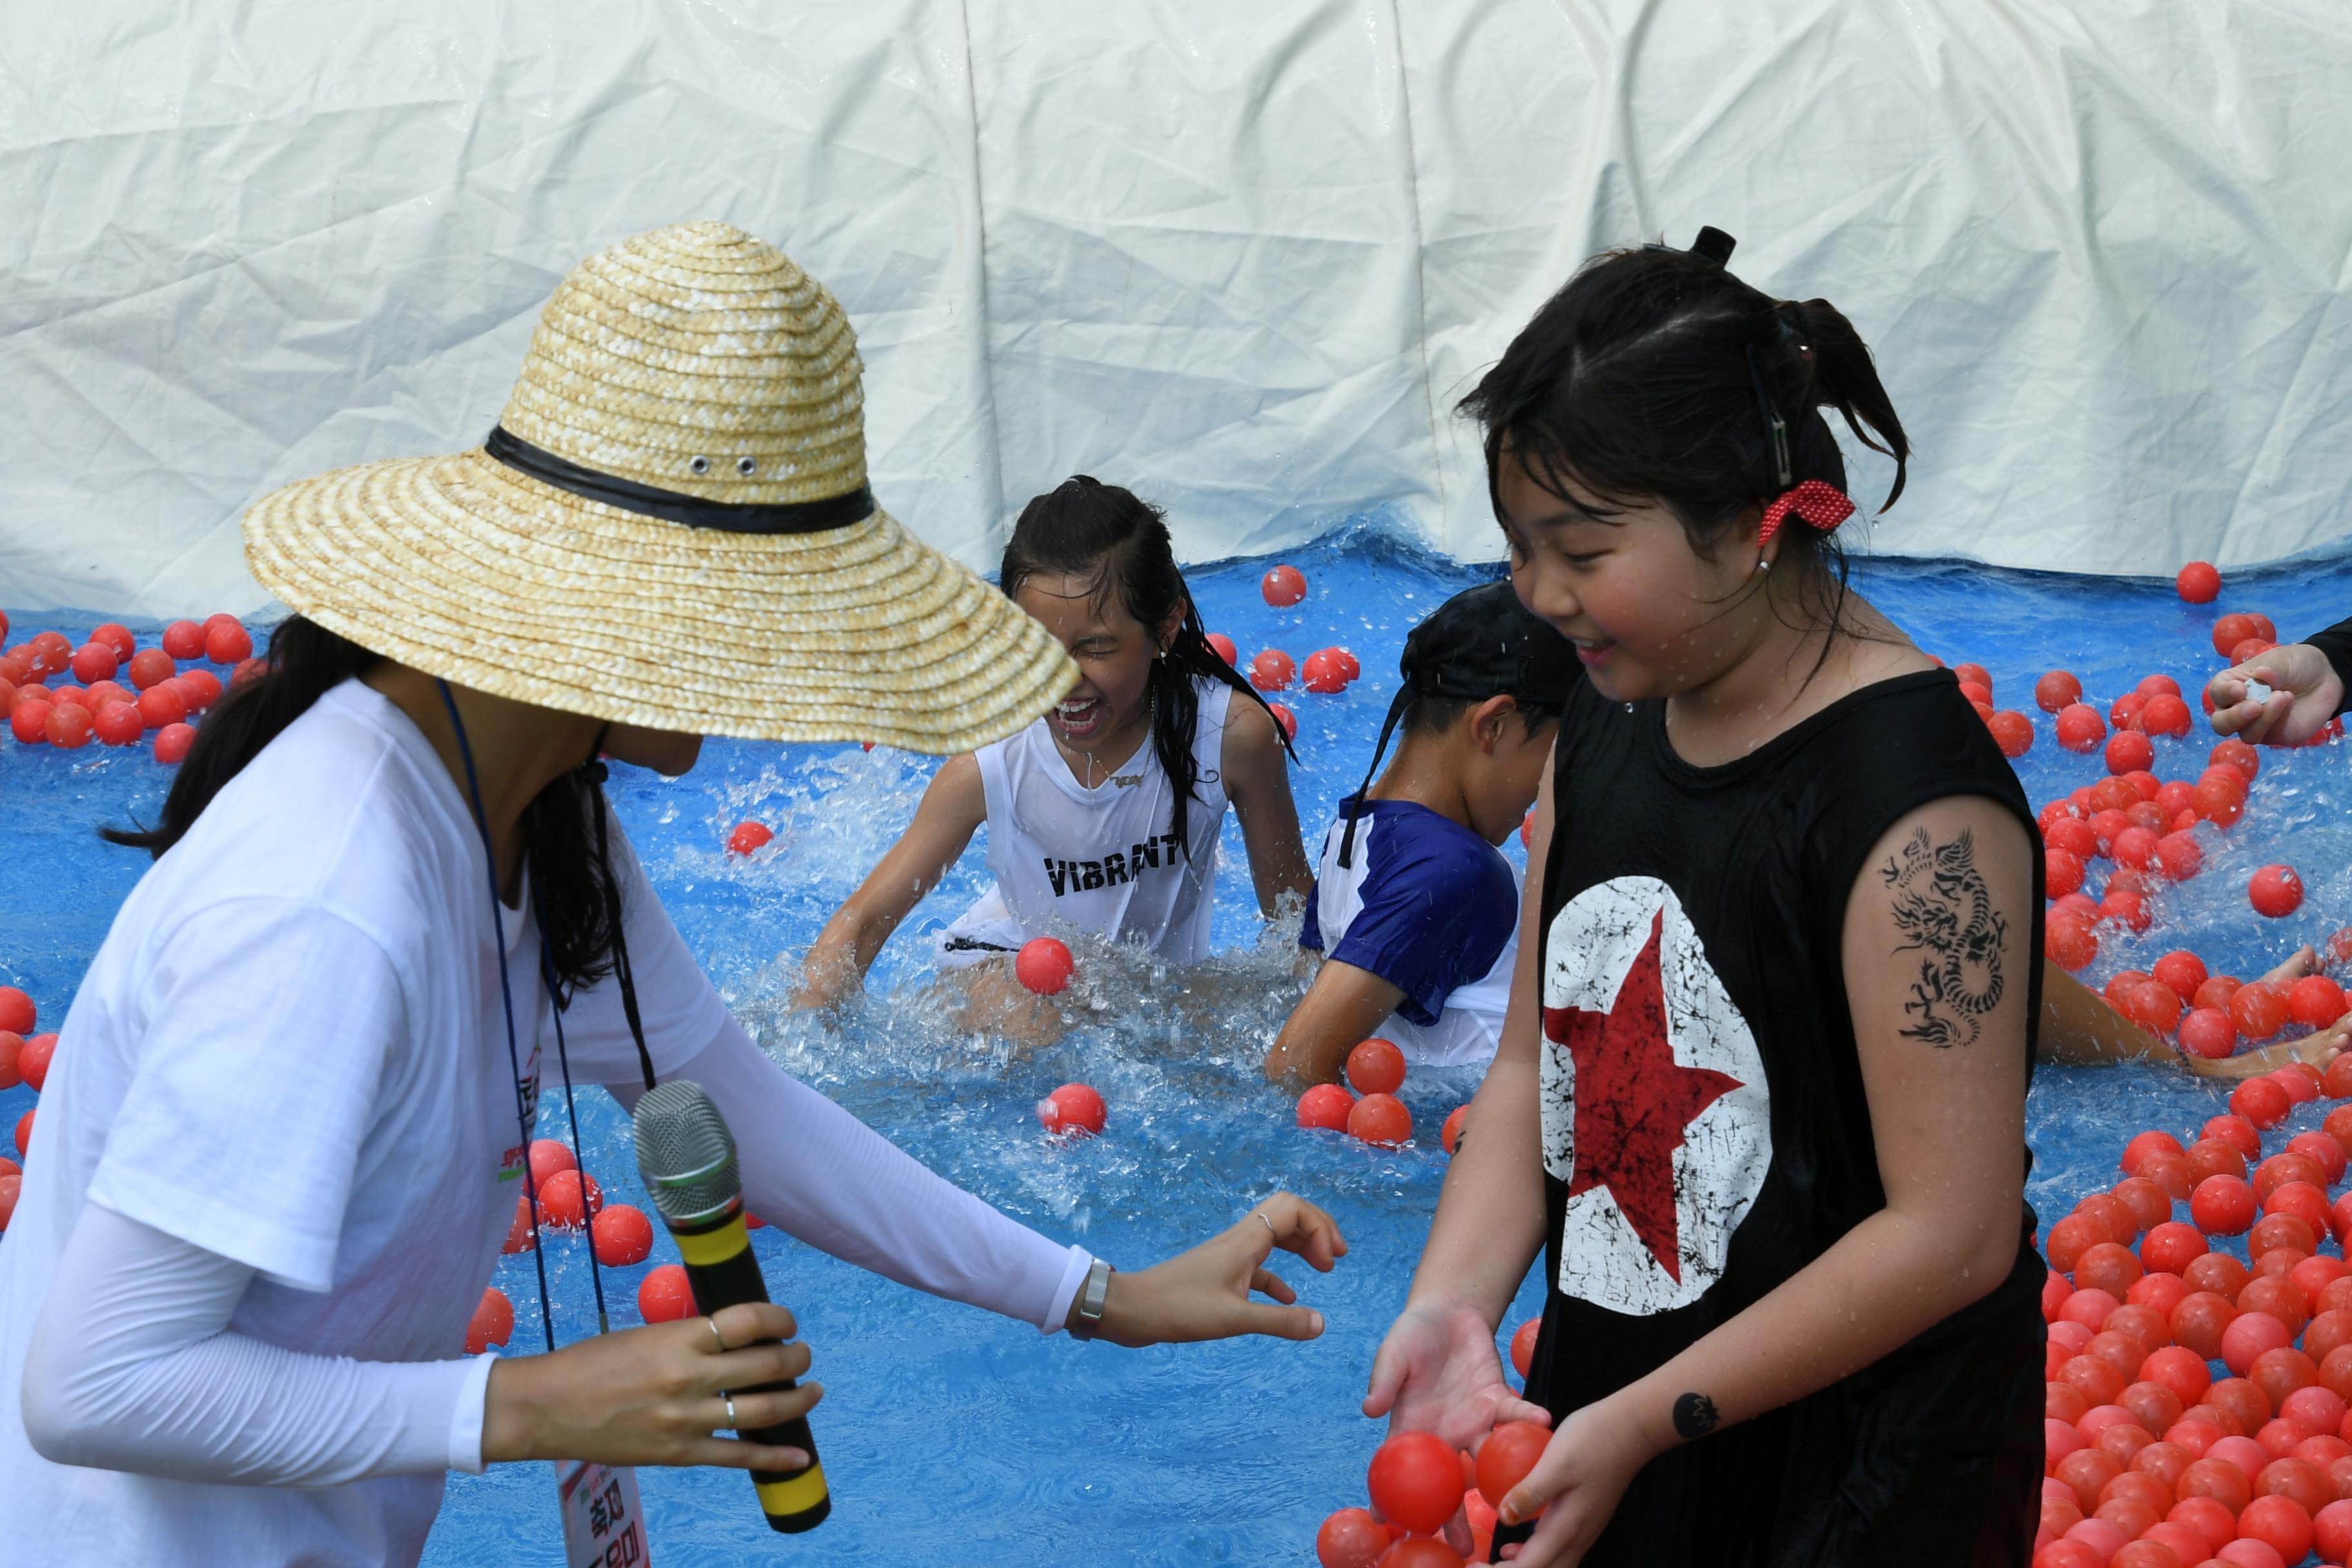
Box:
[1222,698,1312,917]
[1262,958,1409,1087]
[794,754,986,1007]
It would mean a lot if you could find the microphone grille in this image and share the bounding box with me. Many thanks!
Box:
[631,1079,741,1225]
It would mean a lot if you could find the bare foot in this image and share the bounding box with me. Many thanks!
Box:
[2190,1016,2352,1080]
[2259,946,2322,988]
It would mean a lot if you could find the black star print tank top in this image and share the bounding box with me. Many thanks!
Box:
[1517,669,2046,1567]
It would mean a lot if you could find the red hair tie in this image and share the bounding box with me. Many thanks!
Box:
[1756,479,1856,547]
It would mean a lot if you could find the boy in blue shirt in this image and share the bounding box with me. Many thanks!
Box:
[1264,582,1578,1085]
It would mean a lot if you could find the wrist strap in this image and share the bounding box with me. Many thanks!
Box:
[1069,1258,1115,1340]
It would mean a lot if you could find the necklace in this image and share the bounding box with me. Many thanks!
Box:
[1057,690,1157,788]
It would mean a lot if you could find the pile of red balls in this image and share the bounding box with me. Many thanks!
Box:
[1,982,51,1233]
[1,610,262,765]
[2037,1092,2352,1565]
[1295,1037,1464,1152]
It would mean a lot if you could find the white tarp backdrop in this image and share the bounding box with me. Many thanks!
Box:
[3,1,2349,616]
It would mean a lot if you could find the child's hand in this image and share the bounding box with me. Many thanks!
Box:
[2207,643,2343,746]
[1493,1393,1669,1566]
[789,948,858,1012]
[1363,1304,1549,1453]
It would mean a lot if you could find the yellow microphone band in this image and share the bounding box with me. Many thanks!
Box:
[756,1462,830,1516]
[674,1214,750,1267]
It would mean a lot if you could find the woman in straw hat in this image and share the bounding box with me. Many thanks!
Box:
[0,222,1344,1567]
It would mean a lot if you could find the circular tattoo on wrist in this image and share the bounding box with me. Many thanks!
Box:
[1672,1392,1719,1440]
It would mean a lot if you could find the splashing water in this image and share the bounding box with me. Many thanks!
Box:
[3,520,2347,1563]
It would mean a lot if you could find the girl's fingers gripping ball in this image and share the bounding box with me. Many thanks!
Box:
[1015,937,1075,995]
[1346,1037,1407,1096]
[1475,1420,1553,1509]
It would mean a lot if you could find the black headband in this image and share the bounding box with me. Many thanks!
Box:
[483,425,876,535]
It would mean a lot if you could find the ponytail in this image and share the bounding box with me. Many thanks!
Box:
[104,614,625,994]
[1003,476,1293,852]
[1460,233,1912,670]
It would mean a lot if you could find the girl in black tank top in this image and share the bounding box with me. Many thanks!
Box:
[1362,233,2043,1567]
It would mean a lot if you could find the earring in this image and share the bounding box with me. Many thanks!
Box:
[1756,553,1772,574]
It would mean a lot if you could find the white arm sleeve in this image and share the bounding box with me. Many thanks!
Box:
[620,1019,1093,1334]
[21,1202,494,1485]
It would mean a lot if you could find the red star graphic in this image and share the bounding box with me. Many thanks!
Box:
[1543,910,1742,1282]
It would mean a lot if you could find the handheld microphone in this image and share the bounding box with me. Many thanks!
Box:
[632,1080,830,1533]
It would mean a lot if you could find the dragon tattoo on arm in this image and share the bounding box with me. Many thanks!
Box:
[1880,826,2006,1048]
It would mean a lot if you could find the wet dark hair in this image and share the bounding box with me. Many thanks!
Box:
[999,475,1293,849]
[104,616,625,994]
[1402,692,1567,740]
[1459,231,1909,659]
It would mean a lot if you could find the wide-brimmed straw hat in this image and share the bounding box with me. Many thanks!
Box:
[244,220,1077,752]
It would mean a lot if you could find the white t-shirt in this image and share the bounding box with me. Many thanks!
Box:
[0,680,1085,1567]
[937,678,1233,967]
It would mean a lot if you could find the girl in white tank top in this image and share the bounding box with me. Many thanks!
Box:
[797,477,1311,1029]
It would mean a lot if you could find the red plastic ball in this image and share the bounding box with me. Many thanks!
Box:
[2142,694,2193,738]
[2237,1493,2313,1564]
[43,703,92,749]
[2223,1312,2294,1377]
[1037,1082,1107,1137]
[126,647,177,691]
[19,1032,55,1092]
[529,1138,576,1185]
[1348,1092,1413,1148]
[2039,671,2086,713]
[1509,1318,1539,1378]
[2249,866,2304,920]
[536,1169,603,1228]
[2049,914,2100,972]
[1315,1507,1392,1568]
[2230,1077,2291,1132]
[2291,977,2348,1028]
[0,1172,18,1233]
[1475,1419,1551,1507]
[1990,710,2035,757]
[1347,1037,1407,1096]
[2231,984,2290,1044]
[2194,1176,2259,1236]
[1297,1083,1356,1132]
[93,701,143,747]
[2108,730,2157,776]
[13,1107,32,1158]
[2144,1222,2209,1277]
[1260,565,1308,607]
[69,642,116,684]
[1268,701,1298,742]
[2177,562,2222,603]
[591,1203,654,1266]
[2057,703,2110,752]
[153,722,197,765]
[204,619,253,665]
[2046,848,2087,899]
[1441,1104,1469,1156]
[0,989,32,1036]
[465,1287,515,1354]
[1366,1430,1466,1536]
[637,1263,695,1323]
[1248,649,1295,691]
[1205,632,1239,666]
[725,819,773,856]
[1015,937,1075,995]
[2211,738,2262,780]
[2315,1498,2352,1566]
[1375,1540,1464,1568]
[135,681,187,730]
[2148,954,2209,1004]
[1302,648,1356,694]
[161,620,206,660]
[501,1193,536,1254]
